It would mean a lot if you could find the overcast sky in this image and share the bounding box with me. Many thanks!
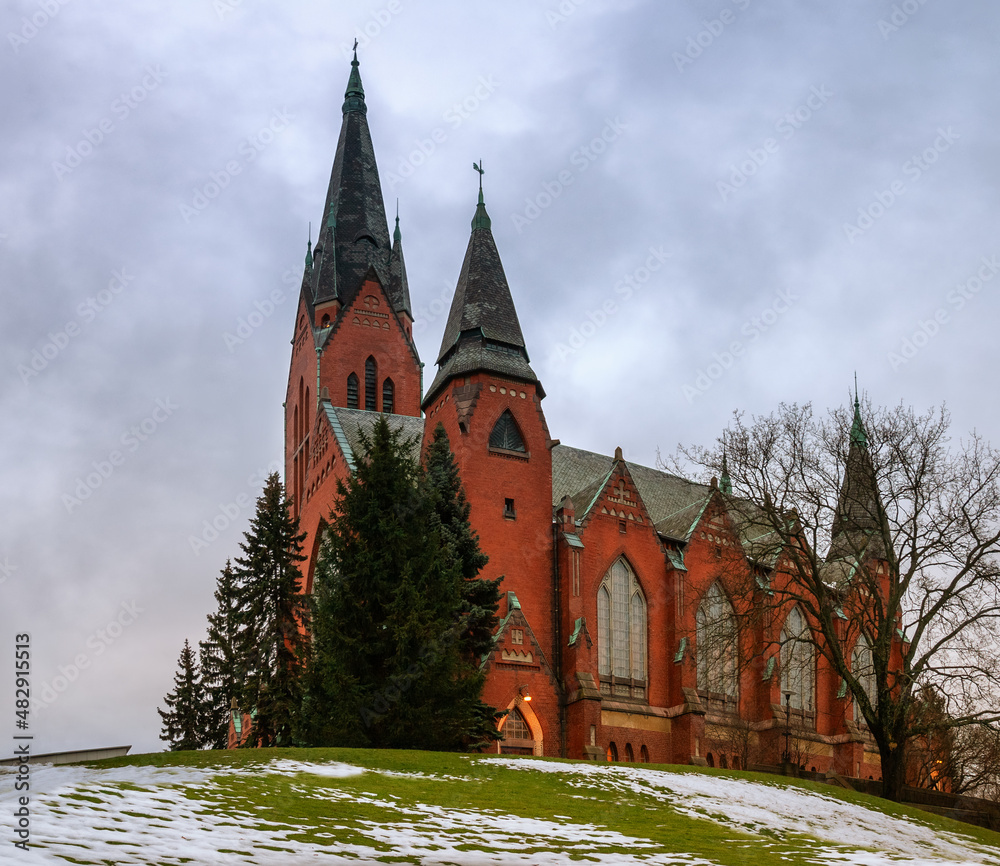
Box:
[3,0,1000,756]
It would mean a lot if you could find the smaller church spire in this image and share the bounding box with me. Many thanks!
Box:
[851,374,867,447]
[720,446,732,495]
[393,199,401,243]
[305,223,313,269]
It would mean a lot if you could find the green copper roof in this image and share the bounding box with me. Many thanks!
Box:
[471,186,492,231]
[720,448,732,495]
[305,238,313,270]
[343,45,366,114]
[850,395,868,447]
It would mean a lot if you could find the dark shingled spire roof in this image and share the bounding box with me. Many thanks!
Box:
[828,395,890,563]
[424,183,538,404]
[311,51,409,314]
[388,212,412,317]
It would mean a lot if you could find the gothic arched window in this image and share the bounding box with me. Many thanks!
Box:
[499,706,535,755]
[502,707,530,741]
[780,606,815,712]
[382,378,394,415]
[364,356,377,411]
[347,373,359,409]
[597,558,646,698]
[852,637,876,722]
[696,582,739,699]
[489,410,526,452]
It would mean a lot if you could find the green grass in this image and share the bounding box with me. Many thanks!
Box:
[68,747,1000,865]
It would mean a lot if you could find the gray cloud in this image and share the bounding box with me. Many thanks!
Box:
[2,0,999,755]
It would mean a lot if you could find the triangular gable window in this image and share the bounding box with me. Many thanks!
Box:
[489,410,525,452]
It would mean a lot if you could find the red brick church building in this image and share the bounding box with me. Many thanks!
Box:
[283,53,889,778]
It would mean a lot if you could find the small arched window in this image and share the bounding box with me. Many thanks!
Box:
[365,356,377,411]
[640,745,649,764]
[624,743,634,763]
[489,410,526,452]
[597,559,646,697]
[696,582,739,699]
[780,606,815,712]
[502,707,531,741]
[382,378,394,415]
[607,742,618,762]
[852,637,876,722]
[347,373,359,409]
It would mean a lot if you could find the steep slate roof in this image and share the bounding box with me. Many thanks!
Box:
[551,444,788,569]
[828,397,890,562]
[551,445,713,541]
[387,215,412,318]
[322,404,424,470]
[424,189,538,404]
[310,53,411,317]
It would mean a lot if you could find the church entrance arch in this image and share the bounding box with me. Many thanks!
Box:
[497,697,543,756]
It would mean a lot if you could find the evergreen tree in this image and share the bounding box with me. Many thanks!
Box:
[233,472,310,747]
[301,416,496,750]
[198,560,241,749]
[158,640,203,751]
[424,422,503,747]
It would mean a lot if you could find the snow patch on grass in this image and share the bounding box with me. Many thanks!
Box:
[4,756,998,865]
[486,757,1000,866]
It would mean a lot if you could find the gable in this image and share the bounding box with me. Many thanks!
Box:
[572,458,653,531]
[324,269,420,369]
[482,594,555,682]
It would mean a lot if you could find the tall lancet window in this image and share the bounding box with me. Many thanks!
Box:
[696,582,739,701]
[382,378,394,415]
[852,637,876,723]
[597,558,646,699]
[780,606,815,714]
[347,373,359,410]
[365,356,377,411]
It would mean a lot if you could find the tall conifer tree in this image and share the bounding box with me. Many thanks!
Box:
[424,423,503,747]
[158,640,203,751]
[198,560,241,749]
[302,417,498,750]
[233,472,309,747]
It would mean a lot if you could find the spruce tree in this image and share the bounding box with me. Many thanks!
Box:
[302,416,496,750]
[233,472,309,747]
[198,560,241,749]
[158,640,203,751]
[424,423,503,748]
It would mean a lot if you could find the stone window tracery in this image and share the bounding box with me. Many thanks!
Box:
[597,558,646,699]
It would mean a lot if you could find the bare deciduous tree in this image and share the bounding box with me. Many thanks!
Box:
[674,399,1000,802]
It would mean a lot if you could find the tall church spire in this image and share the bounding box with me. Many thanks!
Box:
[829,385,889,563]
[311,49,402,313]
[423,167,539,405]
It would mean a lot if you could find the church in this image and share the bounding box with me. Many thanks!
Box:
[283,51,888,779]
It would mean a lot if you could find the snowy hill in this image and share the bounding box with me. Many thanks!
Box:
[3,749,999,865]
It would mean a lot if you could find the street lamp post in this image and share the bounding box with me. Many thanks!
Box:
[782,690,793,765]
